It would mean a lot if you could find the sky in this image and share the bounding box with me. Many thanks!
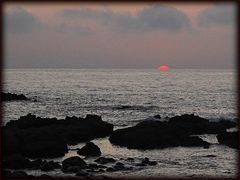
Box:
[3,2,237,69]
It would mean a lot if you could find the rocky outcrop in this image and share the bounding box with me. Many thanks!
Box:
[217,131,239,149]
[62,156,87,172]
[3,113,113,158]
[77,142,101,157]
[1,92,28,101]
[109,114,237,150]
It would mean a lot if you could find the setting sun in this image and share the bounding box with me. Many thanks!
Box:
[159,65,169,70]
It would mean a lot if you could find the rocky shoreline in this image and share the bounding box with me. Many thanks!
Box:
[2,113,239,178]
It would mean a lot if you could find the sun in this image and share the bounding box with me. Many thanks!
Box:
[159,65,169,70]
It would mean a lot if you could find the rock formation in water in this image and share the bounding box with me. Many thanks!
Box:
[217,131,239,149]
[1,92,29,101]
[77,142,102,157]
[109,114,237,149]
[2,113,113,158]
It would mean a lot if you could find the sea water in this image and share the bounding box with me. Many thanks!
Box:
[2,68,238,178]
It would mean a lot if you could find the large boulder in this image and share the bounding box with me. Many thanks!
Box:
[217,131,239,149]
[62,156,87,172]
[1,92,28,101]
[77,142,101,157]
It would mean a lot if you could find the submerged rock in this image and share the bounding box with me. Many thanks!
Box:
[217,131,239,149]
[1,92,28,101]
[77,142,101,157]
[94,157,116,164]
[3,114,113,158]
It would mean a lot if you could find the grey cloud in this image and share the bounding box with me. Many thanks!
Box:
[4,7,43,33]
[55,23,94,35]
[197,4,236,27]
[59,5,190,32]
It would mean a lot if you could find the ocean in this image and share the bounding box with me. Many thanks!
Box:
[2,68,238,178]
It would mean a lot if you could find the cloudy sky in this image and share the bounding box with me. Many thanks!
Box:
[4,3,236,69]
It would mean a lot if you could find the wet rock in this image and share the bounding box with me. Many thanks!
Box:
[135,163,147,167]
[98,169,105,173]
[3,154,32,169]
[88,163,99,169]
[23,129,68,158]
[203,155,217,158]
[38,174,53,178]
[141,157,150,164]
[29,159,43,169]
[126,157,134,161]
[109,116,210,149]
[62,156,87,172]
[64,166,82,173]
[1,92,28,101]
[153,115,161,119]
[109,114,236,150]
[168,114,232,135]
[98,165,107,169]
[106,167,116,172]
[75,170,90,177]
[2,170,33,178]
[94,157,116,164]
[77,142,101,157]
[217,131,239,149]
[115,162,124,166]
[40,161,61,171]
[3,113,113,158]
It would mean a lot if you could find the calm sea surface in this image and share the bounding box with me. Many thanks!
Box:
[2,68,238,178]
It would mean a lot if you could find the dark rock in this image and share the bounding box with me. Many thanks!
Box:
[3,113,113,158]
[62,156,87,172]
[94,157,116,164]
[109,114,236,150]
[88,163,99,169]
[153,115,161,119]
[29,159,43,169]
[40,161,61,171]
[168,114,231,135]
[106,167,116,172]
[23,129,68,158]
[3,154,32,169]
[203,155,217,158]
[217,131,239,149]
[1,92,28,101]
[109,117,210,149]
[77,142,101,157]
[126,157,134,161]
[141,158,157,166]
[64,166,82,173]
[98,169,105,173]
[2,170,32,178]
[38,174,53,178]
[115,162,124,166]
[148,161,157,166]
[75,170,89,177]
[141,157,150,164]
[135,163,147,166]
[98,165,107,169]
[168,114,209,124]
